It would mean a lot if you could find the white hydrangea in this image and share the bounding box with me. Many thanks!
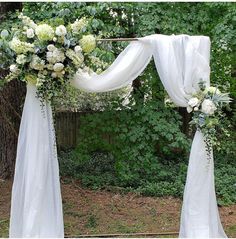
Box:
[10,38,34,54]
[51,70,65,78]
[18,13,37,29]
[10,64,18,73]
[16,54,27,65]
[201,99,217,115]
[26,28,35,38]
[55,25,67,36]
[71,18,88,34]
[53,63,64,72]
[66,49,84,66]
[47,44,56,52]
[35,24,54,41]
[46,48,65,64]
[204,86,221,95]
[30,55,45,71]
[79,35,96,53]
[74,45,82,53]
[188,97,199,107]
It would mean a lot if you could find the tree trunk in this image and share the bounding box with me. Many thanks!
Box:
[0,2,25,179]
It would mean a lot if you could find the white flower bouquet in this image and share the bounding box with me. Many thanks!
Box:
[3,13,98,103]
[187,81,231,156]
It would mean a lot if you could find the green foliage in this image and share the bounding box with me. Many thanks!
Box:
[59,130,236,205]
[74,100,190,186]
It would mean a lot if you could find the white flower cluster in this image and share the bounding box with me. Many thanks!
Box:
[187,97,200,113]
[51,63,65,78]
[9,64,18,73]
[5,13,98,103]
[71,18,88,34]
[30,55,45,71]
[35,24,54,41]
[18,13,37,29]
[46,45,65,64]
[187,86,220,115]
[26,28,35,38]
[16,54,27,65]
[66,49,84,66]
[201,99,217,115]
[79,35,96,53]
[55,25,67,37]
[9,38,34,54]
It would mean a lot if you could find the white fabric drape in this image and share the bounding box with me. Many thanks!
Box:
[179,131,227,237]
[72,34,227,238]
[10,34,226,238]
[71,40,153,92]
[10,84,64,237]
[144,34,227,238]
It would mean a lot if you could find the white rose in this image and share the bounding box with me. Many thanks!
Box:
[74,45,82,53]
[53,63,64,72]
[188,97,199,107]
[204,86,221,95]
[201,99,217,115]
[194,107,199,111]
[53,49,65,62]
[26,28,34,38]
[10,64,18,73]
[47,44,56,52]
[187,106,193,113]
[16,54,27,65]
[30,55,45,71]
[55,25,67,36]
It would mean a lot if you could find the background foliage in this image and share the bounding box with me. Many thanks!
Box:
[0,2,235,205]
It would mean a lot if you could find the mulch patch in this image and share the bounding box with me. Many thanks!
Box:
[0,179,235,237]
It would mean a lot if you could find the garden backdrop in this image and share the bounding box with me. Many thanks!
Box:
[0,2,235,237]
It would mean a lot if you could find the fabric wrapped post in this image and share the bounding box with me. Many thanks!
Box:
[10,84,64,237]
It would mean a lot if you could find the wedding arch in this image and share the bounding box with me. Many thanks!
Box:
[9,34,227,238]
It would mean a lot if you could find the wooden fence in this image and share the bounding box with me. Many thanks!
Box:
[55,111,85,149]
[55,111,115,149]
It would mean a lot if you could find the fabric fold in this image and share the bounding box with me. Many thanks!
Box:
[71,40,153,92]
[10,84,64,238]
[179,130,227,238]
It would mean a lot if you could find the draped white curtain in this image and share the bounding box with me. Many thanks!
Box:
[10,84,64,237]
[10,34,227,238]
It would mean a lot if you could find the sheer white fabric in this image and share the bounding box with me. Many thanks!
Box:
[144,34,227,238]
[10,84,64,238]
[72,34,227,238]
[179,131,227,237]
[10,34,226,238]
[71,40,153,92]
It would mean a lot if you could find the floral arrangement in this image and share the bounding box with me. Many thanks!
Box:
[187,82,231,156]
[3,13,99,103]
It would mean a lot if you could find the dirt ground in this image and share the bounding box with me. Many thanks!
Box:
[0,179,236,238]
